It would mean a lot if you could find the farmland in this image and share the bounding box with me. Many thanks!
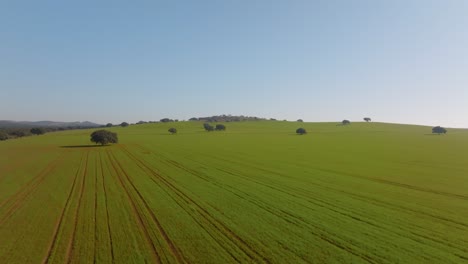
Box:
[1,121,467,263]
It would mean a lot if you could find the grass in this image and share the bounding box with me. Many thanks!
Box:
[0,121,467,263]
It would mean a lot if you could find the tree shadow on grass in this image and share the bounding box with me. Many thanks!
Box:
[60,145,111,148]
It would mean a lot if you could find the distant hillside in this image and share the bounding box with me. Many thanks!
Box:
[0,120,102,128]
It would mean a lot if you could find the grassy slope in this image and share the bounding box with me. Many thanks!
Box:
[0,121,467,263]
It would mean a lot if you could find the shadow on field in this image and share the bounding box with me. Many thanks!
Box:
[60,145,110,148]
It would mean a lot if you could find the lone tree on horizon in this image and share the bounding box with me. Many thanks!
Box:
[106,123,113,127]
[296,128,307,135]
[168,128,177,134]
[90,130,118,145]
[363,117,371,122]
[203,123,214,131]
[120,122,129,127]
[297,119,303,122]
[432,126,447,135]
[342,120,351,125]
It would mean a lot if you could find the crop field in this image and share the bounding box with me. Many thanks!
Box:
[0,121,467,263]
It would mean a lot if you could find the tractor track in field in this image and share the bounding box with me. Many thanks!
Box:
[321,183,468,229]
[131,145,309,262]
[65,151,89,264]
[237,157,468,258]
[163,160,311,262]
[151,153,378,263]
[168,161,361,263]
[314,167,468,201]
[164,157,360,262]
[328,187,468,249]
[216,166,468,259]
[106,151,163,264]
[120,145,270,263]
[42,155,84,264]
[208,154,468,230]
[109,150,191,263]
[208,152,468,201]
[108,151,188,264]
[99,152,115,263]
[214,167,382,263]
[93,154,98,264]
[298,190,468,255]
[0,155,63,225]
[125,144,468,262]
[120,147,247,263]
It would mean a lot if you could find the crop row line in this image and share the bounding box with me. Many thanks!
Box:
[106,150,165,263]
[42,153,86,264]
[120,147,249,263]
[98,151,115,263]
[215,165,468,260]
[120,145,270,263]
[65,151,90,263]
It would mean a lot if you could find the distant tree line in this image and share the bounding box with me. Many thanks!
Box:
[31,127,46,135]
[190,115,267,123]
[0,125,99,141]
[128,115,274,124]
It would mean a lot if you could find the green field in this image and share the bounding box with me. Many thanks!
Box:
[1,121,467,263]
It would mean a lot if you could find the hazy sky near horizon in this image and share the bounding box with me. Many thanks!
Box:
[1,1,467,127]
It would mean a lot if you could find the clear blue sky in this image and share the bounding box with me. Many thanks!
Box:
[1,1,467,127]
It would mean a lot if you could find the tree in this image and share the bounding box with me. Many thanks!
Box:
[0,131,8,141]
[160,118,173,123]
[432,126,447,135]
[189,117,198,121]
[297,119,303,122]
[168,128,177,134]
[106,123,113,127]
[30,127,46,135]
[296,128,307,135]
[363,117,371,122]
[203,123,214,131]
[90,130,118,145]
[342,120,351,125]
[120,122,129,127]
[9,129,28,138]
[215,124,226,131]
